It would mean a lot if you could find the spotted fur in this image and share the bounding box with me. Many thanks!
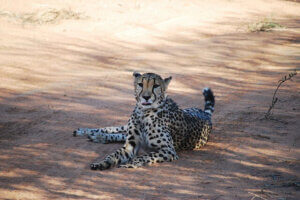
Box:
[73,72,215,170]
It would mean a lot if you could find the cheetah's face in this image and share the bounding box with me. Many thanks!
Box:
[133,72,172,109]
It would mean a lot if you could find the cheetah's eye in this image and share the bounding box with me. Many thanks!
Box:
[138,83,143,87]
[153,84,160,89]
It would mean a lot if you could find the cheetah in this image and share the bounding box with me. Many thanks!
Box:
[73,72,215,170]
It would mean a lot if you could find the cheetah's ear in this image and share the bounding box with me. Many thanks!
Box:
[133,72,141,78]
[164,76,172,90]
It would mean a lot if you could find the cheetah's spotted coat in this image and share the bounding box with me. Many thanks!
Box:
[73,72,215,170]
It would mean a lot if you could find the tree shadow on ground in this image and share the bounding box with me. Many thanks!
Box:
[0,17,299,200]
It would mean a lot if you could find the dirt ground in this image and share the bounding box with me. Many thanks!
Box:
[0,0,299,199]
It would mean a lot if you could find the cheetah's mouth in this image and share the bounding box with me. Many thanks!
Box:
[142,102,152,106]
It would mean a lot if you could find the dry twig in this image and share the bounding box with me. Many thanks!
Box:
[265,70,297,119]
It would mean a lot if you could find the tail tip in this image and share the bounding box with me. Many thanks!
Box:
[202,87,215,115]
[202,87,210,93]
[202,88,214,101]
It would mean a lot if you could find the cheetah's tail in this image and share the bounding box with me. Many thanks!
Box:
[202,88,215,115]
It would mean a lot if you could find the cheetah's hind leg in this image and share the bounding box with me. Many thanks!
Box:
[73,128,127,144]
[87,130,127,144]
[73,128,98,136]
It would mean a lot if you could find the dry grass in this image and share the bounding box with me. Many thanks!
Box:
[0,8,87,24]
[248,18,284,32]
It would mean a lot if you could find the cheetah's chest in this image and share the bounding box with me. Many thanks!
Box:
[138,111,163,152]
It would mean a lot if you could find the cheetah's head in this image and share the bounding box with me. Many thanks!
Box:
[133,72,172,109]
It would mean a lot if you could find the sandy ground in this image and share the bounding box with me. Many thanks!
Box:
[0,0,300,199]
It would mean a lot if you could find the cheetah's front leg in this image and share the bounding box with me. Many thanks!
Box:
[90,121,141,170]
[119,133,178,168]
[118,147,178,168]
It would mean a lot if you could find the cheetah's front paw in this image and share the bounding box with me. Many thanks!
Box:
[90,160,112,170]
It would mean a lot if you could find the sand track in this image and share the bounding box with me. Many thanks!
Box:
[0,0,299,199]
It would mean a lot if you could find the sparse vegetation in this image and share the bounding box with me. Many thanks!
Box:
[265,70,297,119]
[248,18,284,32]
[0,8,87,24]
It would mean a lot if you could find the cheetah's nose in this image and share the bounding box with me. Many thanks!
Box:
[143,95,151,101]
